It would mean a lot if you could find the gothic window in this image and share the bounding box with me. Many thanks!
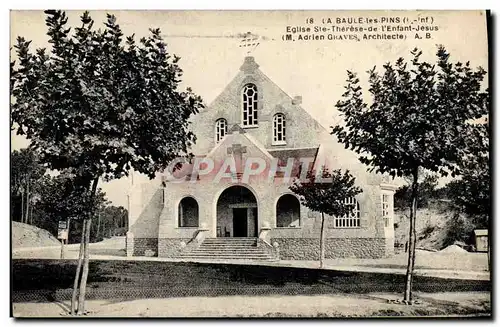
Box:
[215,118,228,143]
[334,197,361,228]
[276,194,301,227]
[178,197,199,227]
[273,113,286,145]
[242,84,258,127]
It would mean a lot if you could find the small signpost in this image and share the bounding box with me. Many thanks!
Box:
[58,219,70,259]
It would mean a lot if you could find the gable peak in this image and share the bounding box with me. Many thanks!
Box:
[229,124,246,134]
[240,56,259,74]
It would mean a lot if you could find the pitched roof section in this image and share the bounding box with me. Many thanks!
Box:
[205,123,274,161]
[228,124,246,134]
[267,147,319,167]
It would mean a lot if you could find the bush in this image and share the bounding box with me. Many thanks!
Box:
[443,212,475,248]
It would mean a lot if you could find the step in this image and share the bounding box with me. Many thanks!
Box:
[202,241,257,243]
[179,255,273,259]
[199,245,258,249]
[181,253,271,257]
[179,250,271,255]
[176,237,274,261]
[201,243,257,247]
[182,249,268,253]
[184,251,269,256]
[201,242,258,244]
[186,246,264,251]
[179,252,271,257]
[203,240,257,242]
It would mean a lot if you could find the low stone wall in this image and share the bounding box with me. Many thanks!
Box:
[133,237,389,259]
[271,238,388,260]
[158,238,192,257]
[133,238,158,257]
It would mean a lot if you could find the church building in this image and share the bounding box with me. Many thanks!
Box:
[125,56,397,261]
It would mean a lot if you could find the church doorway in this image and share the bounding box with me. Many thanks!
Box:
[216,185,258,237]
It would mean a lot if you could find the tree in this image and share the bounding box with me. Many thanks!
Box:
[394,172,439,210]
[290,168,362,268]
[37,172,108,242]
[11,10,203,315]
[331,46,488,302]
[445,121,490,224]
[92,205,128,240]
[10,148,45,224]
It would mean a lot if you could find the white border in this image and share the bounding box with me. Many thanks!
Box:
[4,1,498,325]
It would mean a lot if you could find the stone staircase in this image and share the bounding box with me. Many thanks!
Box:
[177,237,276,261]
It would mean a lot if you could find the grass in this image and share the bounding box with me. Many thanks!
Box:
[12,259,491,303]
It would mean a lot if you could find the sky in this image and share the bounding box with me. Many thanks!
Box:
[10,10,489,207]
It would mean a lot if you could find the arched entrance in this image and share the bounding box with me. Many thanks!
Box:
[216,185,258,237]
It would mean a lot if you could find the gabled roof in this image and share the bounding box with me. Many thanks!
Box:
[267,147,319,167]
[205,124,274,161]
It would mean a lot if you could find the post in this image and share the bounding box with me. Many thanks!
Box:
[25,180,30,224]
[59,218,71,259]
[60,239,65,259]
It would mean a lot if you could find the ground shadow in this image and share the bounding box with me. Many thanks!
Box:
[12,259,491,303]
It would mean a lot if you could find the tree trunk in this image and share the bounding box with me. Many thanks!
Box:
[97,210,101,240]
[77,176,100,315]
[60,238,65,259]
[30,204,33,225]
[404,168,419,302]
[319,212,326,268]
[77,217,92,315]
[71,219,86,315]
[25,181,30,224]
[21,190,24,223]
[487,235,490,272]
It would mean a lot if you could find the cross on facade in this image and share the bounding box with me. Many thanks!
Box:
[227,143,247,179]
[227,143,247,156]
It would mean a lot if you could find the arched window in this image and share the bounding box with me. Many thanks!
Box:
[273,113,286,145]
[334,197,361,228]
[242,84,258,127]
[215,118,227,143]
[178,197,199,227]
[276,194,301,227]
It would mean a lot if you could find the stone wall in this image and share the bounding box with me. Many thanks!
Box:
[158,238,192,257]
[133,238,158,257]
[134,236,389,259]
[272,237,387,260]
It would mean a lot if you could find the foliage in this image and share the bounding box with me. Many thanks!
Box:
[330,45,489,301]
[11,10,203,314]
[331,46,488,179]
[443,212,476,248]
[36,172,108,242]
[443,121,490,226]
[10,148,46,223]
[394,173,439,209]
[10,148,126,243]
[92,205,128,240]
[290,168,363,218]
[11,148,45,194]
[11,10,204,186]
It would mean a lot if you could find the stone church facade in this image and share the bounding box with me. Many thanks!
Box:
[126,56,397,260]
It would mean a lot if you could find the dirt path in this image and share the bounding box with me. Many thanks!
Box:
[12,292,490,318]
[13,245,490,281]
